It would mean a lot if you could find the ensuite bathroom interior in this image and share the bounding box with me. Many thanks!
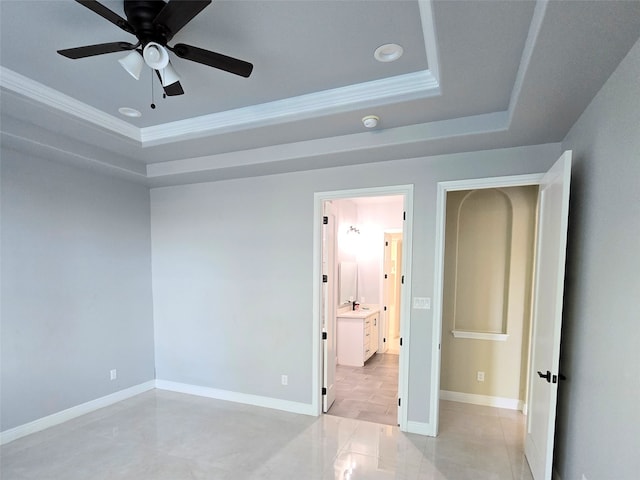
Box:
[323,195,404,426]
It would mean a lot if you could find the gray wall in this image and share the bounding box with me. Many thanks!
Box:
[0,149,155,431]
[150,142,561,423]
[556,38,640,479]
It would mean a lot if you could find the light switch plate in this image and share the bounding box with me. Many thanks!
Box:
[413,297,431,309]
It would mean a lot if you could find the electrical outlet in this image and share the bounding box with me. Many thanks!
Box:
[281,375,288,386]
[110,369,117,381]
[477,371,485,382]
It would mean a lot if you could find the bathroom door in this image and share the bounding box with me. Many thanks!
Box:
[525,151,572,480]
[322,201,337,412]
[383,232,403,354]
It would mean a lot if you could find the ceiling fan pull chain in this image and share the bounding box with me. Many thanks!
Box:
[150,70,156,110]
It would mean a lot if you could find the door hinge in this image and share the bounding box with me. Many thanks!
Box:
[398,398,401,406]
[383,337,386,343]
[401,275,404,284]
[323,216,328,225]
[385,241,389,246]
[552,373,567,384]
[322,275,328,283]
[384,273,388,279]
[400,337,403,346]
[322,387,327,395]
[403,211,406,221]
[322,331,327,340]
[537,370,552,383]
[384,306,387,311]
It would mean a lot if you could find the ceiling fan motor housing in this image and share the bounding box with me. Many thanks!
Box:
[124,0,171,46]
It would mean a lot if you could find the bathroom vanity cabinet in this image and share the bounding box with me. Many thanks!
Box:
[336,310,379,367]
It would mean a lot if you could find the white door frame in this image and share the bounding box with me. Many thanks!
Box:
[312,185,414,430]
[429,173,544,436]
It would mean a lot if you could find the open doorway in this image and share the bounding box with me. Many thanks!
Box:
[313,186,413,431]
[439,185,539,413]
[428,155,572,478]
[429,153,572,480]
[429,173,545,436]
[326,196,403,426]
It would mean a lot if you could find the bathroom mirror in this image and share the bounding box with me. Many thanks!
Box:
[339,262,357,305]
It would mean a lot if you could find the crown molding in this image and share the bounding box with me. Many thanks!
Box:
[0,1,442,150]
[1,65,439,149]
[0,66,141,142]
[146,110,508,179]
[507,0,548,123]
[140,70,440,146]
[419,0,440,83]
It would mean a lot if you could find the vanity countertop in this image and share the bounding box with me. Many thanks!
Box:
[337,309,378,319]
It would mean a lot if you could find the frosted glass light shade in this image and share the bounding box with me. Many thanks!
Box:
[160,62,180,86]
[143,42,169,70]
[118,51,144,80]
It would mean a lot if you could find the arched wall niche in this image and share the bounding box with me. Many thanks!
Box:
[440,184,538,403]
[453,188,513,335]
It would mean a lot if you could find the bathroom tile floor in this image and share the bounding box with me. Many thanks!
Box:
[1,390,534,479]
[327,352,399,426]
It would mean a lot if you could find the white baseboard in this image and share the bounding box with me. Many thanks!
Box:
[440,390,524,411]
[0,380,155,445]
[155,380,316,416]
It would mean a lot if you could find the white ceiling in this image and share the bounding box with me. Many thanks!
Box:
[1,0,639,186]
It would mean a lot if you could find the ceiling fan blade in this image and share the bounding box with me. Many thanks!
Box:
[75,0,134,34]
[153,0,212,41]
[155,70,185,96]
[57,42,138,59]
[170,43,253,78]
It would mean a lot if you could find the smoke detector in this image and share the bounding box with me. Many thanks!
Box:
[362,115,379,128]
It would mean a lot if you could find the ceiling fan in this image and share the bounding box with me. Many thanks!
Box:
[57,0,253,97]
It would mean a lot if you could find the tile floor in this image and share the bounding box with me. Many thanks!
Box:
[1,390,533,479]
[327,352,399,426]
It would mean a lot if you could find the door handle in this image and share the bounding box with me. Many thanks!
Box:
[537,370,551,383]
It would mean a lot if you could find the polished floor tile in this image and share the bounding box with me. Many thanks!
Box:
[327,352,399,426]
[0,391,533,479]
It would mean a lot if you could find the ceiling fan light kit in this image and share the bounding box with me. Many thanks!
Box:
[57,0,254,98]
[159,61,180,87]
[143,42,169,70]
[118,50,144,80]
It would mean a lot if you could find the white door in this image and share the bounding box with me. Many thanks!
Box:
[322,201,337,412]
[525,151,572,480]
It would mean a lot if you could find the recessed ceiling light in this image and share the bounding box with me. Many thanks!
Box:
[118,107,142,118]
[374,43,404,63]
[362,115,379,128]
